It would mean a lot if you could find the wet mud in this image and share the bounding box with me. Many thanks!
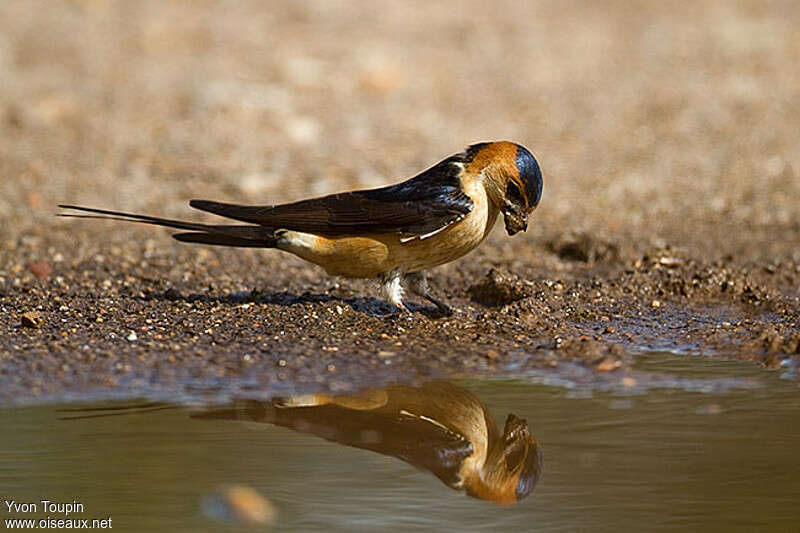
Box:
[2,233,798,402]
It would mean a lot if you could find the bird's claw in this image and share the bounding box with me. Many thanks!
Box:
[425,295,454,317]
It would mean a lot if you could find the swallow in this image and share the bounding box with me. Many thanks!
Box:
[193,381,542,504]
[59,141,543,314]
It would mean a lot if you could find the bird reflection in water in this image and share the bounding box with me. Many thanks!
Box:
[193,381,542,504]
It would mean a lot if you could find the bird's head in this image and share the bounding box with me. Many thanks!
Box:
[502,144,543,235]
[465,141,543,236]
[463,412,542,504]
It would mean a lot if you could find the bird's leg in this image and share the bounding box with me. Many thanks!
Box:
[381,270,410,314]
[405,271,454,316]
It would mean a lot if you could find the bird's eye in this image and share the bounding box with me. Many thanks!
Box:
[506,181,525,207]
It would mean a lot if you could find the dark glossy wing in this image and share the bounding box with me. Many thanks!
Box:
[270,404,474,488]
[192,400,474,488]
[190,151,477,237]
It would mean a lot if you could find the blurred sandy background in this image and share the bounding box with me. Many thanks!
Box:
[1,0,798,261]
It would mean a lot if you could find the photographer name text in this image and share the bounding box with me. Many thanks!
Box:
[4,500,112,529]
[7,501,84,516]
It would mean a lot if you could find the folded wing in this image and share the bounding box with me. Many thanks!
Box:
[191,156,474,237]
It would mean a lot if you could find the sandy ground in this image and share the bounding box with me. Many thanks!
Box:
[1,0,798,402]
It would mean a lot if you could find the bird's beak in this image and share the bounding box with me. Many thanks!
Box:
[504,413,529,439]
[504,213,528,236]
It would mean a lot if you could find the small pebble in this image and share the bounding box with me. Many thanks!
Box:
[126,331,138,342]
[203,484,276,526]
[658,257,683,268]
[27,261,53,279]
[163,288,182,301]
[596,358,621,372]
[21,311,42,328]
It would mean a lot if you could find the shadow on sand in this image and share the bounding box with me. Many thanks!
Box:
[138,288,450,319]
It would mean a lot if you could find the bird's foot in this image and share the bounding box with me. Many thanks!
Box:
[424,295,455,317]
[382,304,417,321]
[405,272,454,318]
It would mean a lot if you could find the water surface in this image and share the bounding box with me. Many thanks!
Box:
[2,354,799,532]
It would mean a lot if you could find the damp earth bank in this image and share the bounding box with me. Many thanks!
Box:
[1,232,798,403]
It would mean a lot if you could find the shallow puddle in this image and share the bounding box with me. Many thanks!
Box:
[2,353,799,532]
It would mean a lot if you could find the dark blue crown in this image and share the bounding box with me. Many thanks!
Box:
[515,145,543,207]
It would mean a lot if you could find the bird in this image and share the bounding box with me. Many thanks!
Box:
[192,381,542,504]
[59,141,543,314]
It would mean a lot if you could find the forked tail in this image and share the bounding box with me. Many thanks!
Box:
[58,205,277,248]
